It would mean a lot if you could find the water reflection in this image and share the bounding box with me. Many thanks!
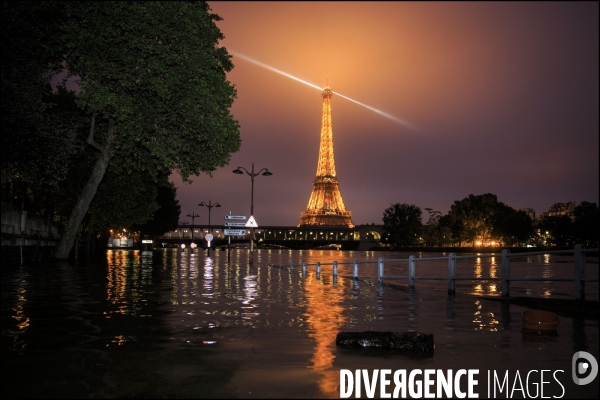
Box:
[7,269,29,352]
[203,256,213,298]
[106,250,142,316]
[472,299,499,331]
[1,249,597,398]
[468,255,499,295]
[241,275,259,322]
[303,272,347,397]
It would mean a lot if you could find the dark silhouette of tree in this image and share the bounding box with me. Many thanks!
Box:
[445,194,500,246]
[493,205,535,246]
[422,208,444,246]
[1,2,83,210]
[48,2,241,258]
[134,182,181,238]
[382,203,422,247]
[537,215,573,247]
[573,201,599,247]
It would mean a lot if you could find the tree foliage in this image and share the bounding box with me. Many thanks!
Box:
[446,194,500,246]
[573,201,599,247]
[493,205,535,246]
[45,2,241,258]
[59,1,241,179]
[422,208,447,246]
[1,2,82,190]
[384,194,543,248]
[382,203,423,247]
[134,182,181,237]
[2,2,240,258]
[537,215,573,247]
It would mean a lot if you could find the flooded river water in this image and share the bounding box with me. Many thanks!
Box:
[2,248,598,398]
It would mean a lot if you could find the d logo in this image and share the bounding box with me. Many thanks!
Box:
[572,351,598,385]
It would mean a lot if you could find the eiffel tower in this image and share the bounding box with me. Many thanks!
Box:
[298,85,355,228]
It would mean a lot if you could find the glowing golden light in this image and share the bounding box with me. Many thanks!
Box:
[299,87,354,228]
[303,272,347,397]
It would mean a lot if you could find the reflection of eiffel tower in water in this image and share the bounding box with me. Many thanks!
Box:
[298,85,354,228]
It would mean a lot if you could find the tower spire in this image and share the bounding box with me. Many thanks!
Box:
[298,85,354,228]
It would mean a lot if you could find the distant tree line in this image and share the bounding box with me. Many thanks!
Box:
[1,2,241,257]
[382,194,599,249]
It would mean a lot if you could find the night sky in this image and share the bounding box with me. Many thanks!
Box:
[171,2,599,227]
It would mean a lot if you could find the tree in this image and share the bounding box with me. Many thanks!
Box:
[438,213,459,246]
[446,193,501,246]
[382,203,423,247]
[573,201,599,247]
[537,215,573,247]
[493,205,535,246]
[51,2,241,258]
[421,208,442,246]
[1,2,82,203]
[134,182,181,238]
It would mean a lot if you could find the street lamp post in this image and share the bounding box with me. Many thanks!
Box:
[233,162,272,257]
[198,200,221,233]
[186,212,200,240]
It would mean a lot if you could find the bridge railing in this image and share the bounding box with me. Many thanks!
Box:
[272,245,598,300]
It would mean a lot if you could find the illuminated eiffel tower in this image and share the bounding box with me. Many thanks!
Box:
[298,85,354,228]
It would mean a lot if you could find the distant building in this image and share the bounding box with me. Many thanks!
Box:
[542,201,576,221]
[515,208,536,221]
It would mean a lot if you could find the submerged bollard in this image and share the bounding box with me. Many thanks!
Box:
[378,258,384,281]
[448,253,456,293]
[501,249,511,297]
[290,262,294,271]
[353,259,359,280]
[302,262,307,276]
[333,261,338,286]
[316,261,321,280]
[408,256,416,288]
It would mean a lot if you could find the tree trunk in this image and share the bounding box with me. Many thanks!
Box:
[54,119,115,259]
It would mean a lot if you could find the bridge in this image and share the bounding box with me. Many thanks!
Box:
[156,224,387,250]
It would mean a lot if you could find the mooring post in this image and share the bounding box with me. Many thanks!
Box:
[408,256,416,288]
[448,253,456,293]
[290,262,294,271]
[302,262,307,277]
[333,261,338,286]
[316,261,321,280]
[377,258,384,282]
[501,249,511,297]
[353,259,358,280]
[574,244,585,300]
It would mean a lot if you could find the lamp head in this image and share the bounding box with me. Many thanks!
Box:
[215,204,222,208]
[232,168,243,174]
[262,170,273,176]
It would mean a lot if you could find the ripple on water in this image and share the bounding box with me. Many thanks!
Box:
[1,249,598,398]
